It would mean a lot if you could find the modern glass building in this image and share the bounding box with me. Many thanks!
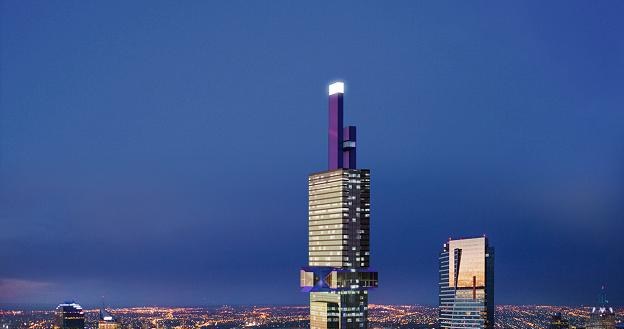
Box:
[54,302,85,329]
[439,237,494,329]
[586,287,616,329]
[300,82,378,329]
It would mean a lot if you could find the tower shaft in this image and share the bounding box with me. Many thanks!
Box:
[301,82,377,329]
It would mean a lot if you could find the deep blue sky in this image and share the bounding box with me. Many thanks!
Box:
[1,1,623,307]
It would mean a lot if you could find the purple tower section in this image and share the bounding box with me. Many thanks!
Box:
[328,85,344,170]
[343,126,357,169]
[328,82,359,170]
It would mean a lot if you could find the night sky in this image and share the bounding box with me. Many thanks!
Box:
[1,1,623,307]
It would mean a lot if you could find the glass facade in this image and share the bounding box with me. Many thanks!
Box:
[586,310,616,329]
[54,302,85,329]
[308,169,370,268]
[306,169,373,329]
[439,237,494,329]
[98,321,120,329]
[310,301,340,329]
[586,288,616,329]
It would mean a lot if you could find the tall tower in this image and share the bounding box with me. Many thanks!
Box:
[439,236,495,329]
[300,82,378,329]
[586,286,616,329]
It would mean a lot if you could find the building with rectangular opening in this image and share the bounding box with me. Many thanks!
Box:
[439,237,494,329]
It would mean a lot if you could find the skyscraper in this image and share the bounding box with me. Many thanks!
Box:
[586,287,616,329]
[54,302,85,329]
[439,236,494,329]
[300,82,378,329]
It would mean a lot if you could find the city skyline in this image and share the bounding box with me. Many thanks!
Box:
[2,1,624,306]
[2,304,623,329]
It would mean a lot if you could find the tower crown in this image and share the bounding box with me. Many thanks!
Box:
[328,81,357,170]
[328,82,344,95]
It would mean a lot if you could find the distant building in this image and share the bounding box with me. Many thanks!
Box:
[548,313,571,329]
[438,236,495,329]
[54,302,85,329]
[586,287,616,329]
[99,307,120,329]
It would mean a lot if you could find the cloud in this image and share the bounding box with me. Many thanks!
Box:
[0,278,54,303]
